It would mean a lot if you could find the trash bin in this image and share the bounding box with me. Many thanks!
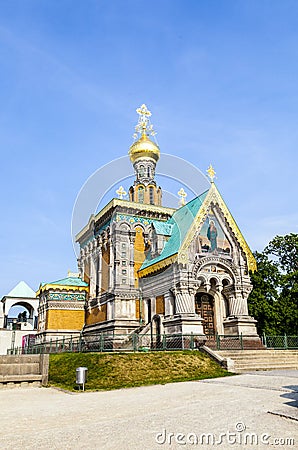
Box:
[76,367,88,390]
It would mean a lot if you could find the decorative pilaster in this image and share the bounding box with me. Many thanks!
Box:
[89,245,97,299]
[96,236,102,296]
[108,233,114,291]
[129,232,136,287]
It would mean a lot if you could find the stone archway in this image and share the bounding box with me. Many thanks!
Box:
[195,293,215,336]
[3,299,38,330]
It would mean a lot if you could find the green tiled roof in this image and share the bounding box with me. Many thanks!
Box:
[152,221,173,236]
[141,189,209,270]
[6,281,36,298]
[42,277,88,287]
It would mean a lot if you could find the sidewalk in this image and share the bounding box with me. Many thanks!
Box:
[0,370,297,449]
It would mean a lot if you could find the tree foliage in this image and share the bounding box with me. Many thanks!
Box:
[248,233,298,335]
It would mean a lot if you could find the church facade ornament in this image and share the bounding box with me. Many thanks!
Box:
[61,104,260,343]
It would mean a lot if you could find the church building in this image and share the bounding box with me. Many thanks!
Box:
[75,105,258,343]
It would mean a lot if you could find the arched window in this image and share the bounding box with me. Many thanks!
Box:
[138,186,144,203]
[149,186,154,204]
[131,189,134,202]
[139,165,145,178]
[147,166,151,177]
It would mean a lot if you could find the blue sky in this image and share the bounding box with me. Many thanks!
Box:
[1,0,298,298]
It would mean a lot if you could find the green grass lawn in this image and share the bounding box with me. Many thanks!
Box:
[48,351,233,391]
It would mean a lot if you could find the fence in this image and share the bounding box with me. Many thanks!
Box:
[8,332,206,355]
[7,332,298,355]
[262,334,298,350]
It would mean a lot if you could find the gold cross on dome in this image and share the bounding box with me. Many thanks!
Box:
[116,186,127,199]
[178,188,187,206]
[136,104,152,118]
[207,164,216,182]
[133,104,157,140]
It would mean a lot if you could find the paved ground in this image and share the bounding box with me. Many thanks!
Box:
[0,370,297,449]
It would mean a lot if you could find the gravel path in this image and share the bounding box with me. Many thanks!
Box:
[0,370,297,449]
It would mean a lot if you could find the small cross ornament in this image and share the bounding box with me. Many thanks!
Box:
[207,164,216,182]
[116,186,127,199]
[178,188,187,206]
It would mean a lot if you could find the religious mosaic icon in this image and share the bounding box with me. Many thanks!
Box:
[197,209,231,255]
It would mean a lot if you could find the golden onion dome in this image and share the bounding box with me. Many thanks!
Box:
[129,132,160,163]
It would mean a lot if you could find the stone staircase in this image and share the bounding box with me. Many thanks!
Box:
[0,354,49,387]
[216,349,298,373]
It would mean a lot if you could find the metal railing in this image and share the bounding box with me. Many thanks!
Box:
[7,332,298,355]
[262,334,298,349]
[8,332,207,355]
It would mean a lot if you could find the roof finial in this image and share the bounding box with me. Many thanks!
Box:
[207,164,216,183]
[178,188,187,207]
[116,186,127,199]
[133,104,157,141]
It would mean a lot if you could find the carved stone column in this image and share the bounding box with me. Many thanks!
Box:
[164,291,175,316]
[174,288,196,315]
[223,286,258,337]
[107,301,113,320]
[163,284,204,336]
[227,290,249,317]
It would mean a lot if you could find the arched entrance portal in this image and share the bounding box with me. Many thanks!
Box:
[195,293,215,336]
[151,315,161,348]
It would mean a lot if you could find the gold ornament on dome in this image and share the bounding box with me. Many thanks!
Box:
[129,103,160,163]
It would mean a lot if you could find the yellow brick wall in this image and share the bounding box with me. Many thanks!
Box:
[101,245,110,293]
[134,226,146,287]
[135,299,145,320]
[85,304,107,325]
[156,295,165,315]
[46,309,85,330]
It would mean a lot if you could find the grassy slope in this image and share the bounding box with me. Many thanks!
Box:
[49,351,232,391]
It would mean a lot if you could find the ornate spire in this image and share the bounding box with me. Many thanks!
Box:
[207,164,216,183]
[128,104,162,206]
[133,104,157,141]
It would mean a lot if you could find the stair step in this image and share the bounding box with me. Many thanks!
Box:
[0,374,42,382]
[234,366,298,373]
[220,356,298,361]
[214,349,298,372]
[234,362,298,368]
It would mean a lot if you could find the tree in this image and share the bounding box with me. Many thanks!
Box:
[265,233,298,273]
[248,252,280,335]
[248,233,298,335]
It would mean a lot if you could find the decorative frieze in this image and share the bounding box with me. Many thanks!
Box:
[46,301,85,310]
[48,292,86,302]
